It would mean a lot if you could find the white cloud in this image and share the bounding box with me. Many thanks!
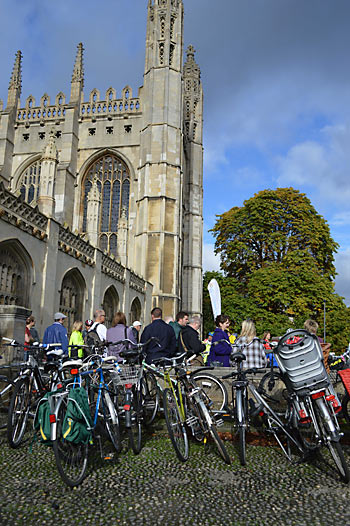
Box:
[276,124,350,206]
[335,250,350,306]
[202,244,221,273]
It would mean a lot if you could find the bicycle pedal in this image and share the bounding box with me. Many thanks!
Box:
[215,419,225,427]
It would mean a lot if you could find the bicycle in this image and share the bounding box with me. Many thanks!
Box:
[143,356,228,421]
[154,352,231,464]
[50,352,121,487]
[273,329,350,483]
[3,338,64,447]
[108,338,162,454]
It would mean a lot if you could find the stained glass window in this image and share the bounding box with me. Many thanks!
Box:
[17,160,42,205]
[82,154,130,255]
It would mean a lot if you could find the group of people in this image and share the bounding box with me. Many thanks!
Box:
[206,315,267,369]
[37,307,206,365]
[25,308,325,371]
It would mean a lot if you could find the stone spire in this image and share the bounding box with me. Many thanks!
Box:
[145,0,184,73]
[70,43,84,103]
[7,50,22,108]
[38,132,58,217]
[183,44,202,142]
[86,178,101,247]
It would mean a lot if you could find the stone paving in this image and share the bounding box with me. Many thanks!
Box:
[1,422,350,526]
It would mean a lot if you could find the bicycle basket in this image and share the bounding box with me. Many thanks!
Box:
[112,364,142,386]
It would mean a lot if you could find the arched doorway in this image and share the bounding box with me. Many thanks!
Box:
[130,297,142,324]
[103,286,119,328]
[0,240,31,307]
[59,269,86,332]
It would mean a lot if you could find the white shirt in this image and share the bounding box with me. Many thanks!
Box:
[89,322,107,341]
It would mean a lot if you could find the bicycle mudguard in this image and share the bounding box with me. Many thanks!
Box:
[189,366,214,376]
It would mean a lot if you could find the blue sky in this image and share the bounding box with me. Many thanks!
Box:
[1,0,350,303]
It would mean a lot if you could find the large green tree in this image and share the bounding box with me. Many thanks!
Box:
[211,187,338,282]
[206,188,350,352]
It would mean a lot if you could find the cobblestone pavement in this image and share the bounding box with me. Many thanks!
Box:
[0,424,350,526]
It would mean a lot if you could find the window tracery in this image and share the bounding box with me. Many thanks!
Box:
[82,154,130,255]
[18,159,42,205]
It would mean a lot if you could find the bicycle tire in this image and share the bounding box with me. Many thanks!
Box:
[258,371,288,416]
[141,372,159,426]
[163,388,189,461]
[7,377,31,448]
[195,396,231,465]
[0,379,13,430]
[327,440,350,483]
[209,424,231,465]
[52,397,89,487]
[127,386,142,454]
[341,392,350,424]
[191,373,228,413]
[102,392,121,454]
[235,389,247,466]
[314,400,350,483]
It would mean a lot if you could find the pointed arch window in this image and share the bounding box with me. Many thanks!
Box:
[17,159,42,205]
[81,153,130,255]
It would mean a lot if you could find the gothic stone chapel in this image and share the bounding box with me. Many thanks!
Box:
[0,0,203,344]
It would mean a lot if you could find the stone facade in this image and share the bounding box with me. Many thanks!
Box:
[0,0,203,340]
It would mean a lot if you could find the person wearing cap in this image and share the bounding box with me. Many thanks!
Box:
[130,320,142,343]
[82,319,94,343]
[43,312,69,355]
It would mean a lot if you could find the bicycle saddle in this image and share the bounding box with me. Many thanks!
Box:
[119,349,139,359]
[231,352,246,362]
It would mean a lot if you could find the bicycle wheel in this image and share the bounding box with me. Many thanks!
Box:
[296,417,318,450]
[235,389,247,466]
[127,386,142,454]
[102,392,121,454]
[141,372,159,426]
[314,401,350,483]
[195,396,231,465]
[7,377,31,448]
[163,388,189,461]
[341,392,350,424]
[52,397,89,487]
[191,373,228,413]
[327,440,350,483]
[0,377,13,430]
[258,371,288,416]
[209,424,231,465]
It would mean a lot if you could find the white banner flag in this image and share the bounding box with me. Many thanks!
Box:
[208,279,221,320]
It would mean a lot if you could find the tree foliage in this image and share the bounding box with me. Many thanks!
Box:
[205,188,350,352]
[211,188,338,282]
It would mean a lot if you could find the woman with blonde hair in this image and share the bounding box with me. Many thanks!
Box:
[69,321,85,358]
[235,319,267,369]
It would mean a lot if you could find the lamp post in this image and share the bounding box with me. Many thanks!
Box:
[323,301,326,342]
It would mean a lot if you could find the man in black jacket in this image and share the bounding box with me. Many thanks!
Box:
[141,307,177,364]
[178,316,206,356]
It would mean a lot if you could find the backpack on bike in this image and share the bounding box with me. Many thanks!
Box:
[61,387,93,444]
[34,392,55,444]
[85,323,101,347]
